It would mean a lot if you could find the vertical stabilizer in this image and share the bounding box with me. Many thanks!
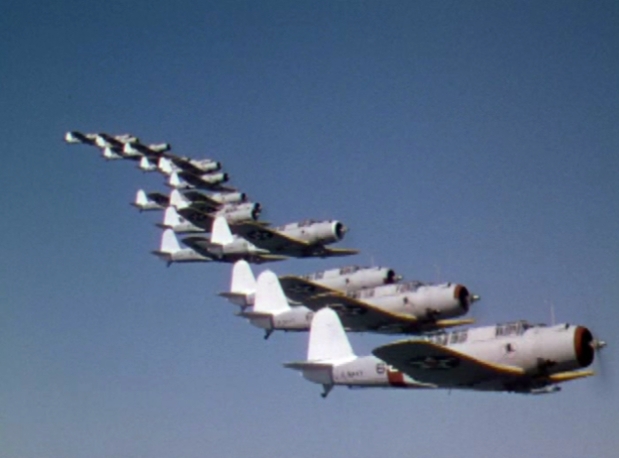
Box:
[139,156,155,172]
[307,308,355,362]
[168,171,183,188]
[254,270,290,313]
[231,260,256,295]
[135,189,148,207]
[211,216,234,245]
[159,157,174,175]
[163,206,182,227]
[160,229,181,253]
[170,189,190,209]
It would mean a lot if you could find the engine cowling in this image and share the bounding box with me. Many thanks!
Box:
[200,172,228,185]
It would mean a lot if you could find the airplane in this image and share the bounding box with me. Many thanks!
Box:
[284,308,435,397]
[218,261,472,337]
[180,216,288,264]
[230,219,359,259]
[218,262,399,339]
[158,156,221,176]
[279,265,401,304]
[373,319,606,395]
[287,279,478,334]
[167,170,234,192]
[159,201,260,235]
[169,189,262,228]
[131,189,169,212]
[93,133,139,150]
[123,140,171,158]
[219,261,400,308]
[64,131,98,145]
[172,188,248,207]
[151,229,213,266]
[64,131,137,160]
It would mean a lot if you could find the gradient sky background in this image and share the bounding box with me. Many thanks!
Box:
[2,1,618,457]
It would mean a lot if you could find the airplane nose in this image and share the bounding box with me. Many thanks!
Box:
[334,222,347,239]
[574,326,595,368]
[251,203,261,220]
[454,285,471,312]
[384,269,401,284]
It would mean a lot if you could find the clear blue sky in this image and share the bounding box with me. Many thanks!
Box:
[2,1,618,457]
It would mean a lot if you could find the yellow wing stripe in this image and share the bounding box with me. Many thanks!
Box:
[547,370,595,383]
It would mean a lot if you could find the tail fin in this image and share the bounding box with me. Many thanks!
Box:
[169,189,190,209]
[134,189,148,207]
[160,229,181,253]
[162,206,182,228]
[231,260,256,294]
[159,157,174,175]
[307,308,355,362]
[254,270,290,314]
[139,156,155,172]
[102,147,121,160]
[211,216,234,245]
[167,171,183,188]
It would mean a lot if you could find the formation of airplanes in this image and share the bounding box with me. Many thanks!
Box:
[65,130,607,397]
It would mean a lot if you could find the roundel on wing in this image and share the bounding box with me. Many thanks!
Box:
[408,355,460,370]
[288,282,316,294]
[247,230,273,241]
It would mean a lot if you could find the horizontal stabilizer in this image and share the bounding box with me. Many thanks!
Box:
[283,361,334,372]
[218,292,252,303]
[237,311,273,319]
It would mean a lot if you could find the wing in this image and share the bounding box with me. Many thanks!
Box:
[231,222,311,254]
[147,192,170,207]
[372,341,525,387]
[302,292,423,333]
[278,276,340,303]
[178,171,235,192]
[176,207,215,230]
[180,236,216,256]
[183,190,222,209]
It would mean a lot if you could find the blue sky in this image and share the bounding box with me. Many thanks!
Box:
[1,1,618,457]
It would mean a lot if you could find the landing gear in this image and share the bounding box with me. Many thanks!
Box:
[264,330,273,340]
[320,384,333,398]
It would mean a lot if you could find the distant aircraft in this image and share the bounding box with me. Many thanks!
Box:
[64,131,98,145]
[131,189,169,212]
[158,206,205,234]
[93,133,139,150]
[230,219,359,259]
[220,261,400,308]
[158,156,221,176]
[373,320,606,394]
[64,131,135,159]
[279,265,401,304]
[290,280,478,334]
[169,189,261,228]
[284,308,434,397]
[172,188,248,207]
[167,170,233,192]
[180,216,288,264]
[123,140,171,158]
[151,229,212,266]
